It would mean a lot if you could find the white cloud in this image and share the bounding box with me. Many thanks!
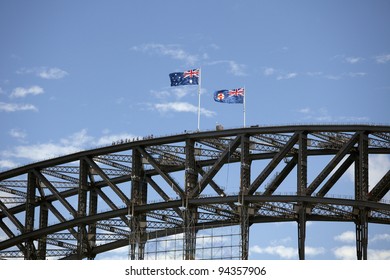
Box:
[333,246,390,260]
[347,72,366,78]
[9,128,27,140]
[297,106,369,123]
[0,159,18,170]
[38,67,68,79]
[207,60,247,76]
[345,154,390,196]
[131,44,199,66]
[10,85,44,98]
[277,72,298,80]
[227,60,247,76]
[370,233,390,243]
[1,129,141,164]
[345,57,363,64]
[263,67,297,80]
[263,67,276,76]
[249,244,325,259]
[154,102,216,117]
[298,107,311,114]
[333,246,356,260]
[334,231,355,243]
[368,154,390,190]
[0,102,38,112]
[375,54,390,64]
[95,133,138,146]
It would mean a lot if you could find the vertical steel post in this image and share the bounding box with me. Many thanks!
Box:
[184,138,198,260]
[355,132,369,260]
[37,203,48,259]
[297,132,308,260]
[77,159,89,259]
[240,135,251,260]
[25,171,37,259]
[130,148,147,260]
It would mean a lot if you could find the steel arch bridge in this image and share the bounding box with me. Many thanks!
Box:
[0,124,390,260]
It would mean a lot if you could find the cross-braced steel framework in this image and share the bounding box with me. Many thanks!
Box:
[0,125,389,260]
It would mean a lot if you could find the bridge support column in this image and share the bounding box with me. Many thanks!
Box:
[240,135,251,260]
[297,132,308,260]
[37,203,48,259]
[297,206,306,260]
[184,139,198,260]
[355,132,369,260]
[77,159,89,259]
[25,172,37,259]
[130,149,147,260]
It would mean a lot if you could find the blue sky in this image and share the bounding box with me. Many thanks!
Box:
[1,0,390,259]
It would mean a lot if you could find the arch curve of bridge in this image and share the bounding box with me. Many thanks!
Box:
[0,124,389,260]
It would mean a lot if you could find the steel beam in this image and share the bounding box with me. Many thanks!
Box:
[136,146,185,198]
[184,139,198,260]
[369,170,390,201]
[306,133,360,195]
[24,172,37,259]
[130,148,147,260]
[249,133,299,195]
[195,136,241,196]
[84,157,129,205]
[316,154,356,197]
[240,135,251,260]
[355,132,369,260]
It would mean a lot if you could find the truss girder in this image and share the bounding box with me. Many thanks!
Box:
[0,125,389,260]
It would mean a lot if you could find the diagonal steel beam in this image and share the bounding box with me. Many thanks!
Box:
[33,169,77,217]
[0,199,24,233]
[84,157,129,204]
[369,170,390,201]
[249,133,299,195]
[136,146,185,198]
[263,156,297,196]
[316,154,356,197]
[306,133,360,195]
[194,136,241,197]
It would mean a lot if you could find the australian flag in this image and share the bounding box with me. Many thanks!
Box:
[213,88,244,104]
[169,69,200,86]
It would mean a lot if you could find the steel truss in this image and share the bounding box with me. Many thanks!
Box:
[0,125,389,260]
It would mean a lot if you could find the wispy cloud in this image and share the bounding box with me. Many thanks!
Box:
[370,233,390,243]
[263,67,276,76]
[262,67,297,80]
[10,85,44,98]
[38,67,68,79]
[345,56,363,64]
[131,43,199,66]
[0,102,38,112]
[9,128,27,141]
[334,231,355,243]
[333,246,390,260]
[1,129,139,163]
[153,102,216,117]
[0,160,18,169]
[17,67,68,79]
[206,60,247,76]
[375,54,390,64]
[250,244,325,259]
[297,107,369,123]
[277,72,298,80]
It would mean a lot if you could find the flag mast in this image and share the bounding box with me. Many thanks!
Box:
[243,86,246,127]
[197,68,201,131]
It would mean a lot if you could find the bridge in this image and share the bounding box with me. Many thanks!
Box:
[0,124,389,260]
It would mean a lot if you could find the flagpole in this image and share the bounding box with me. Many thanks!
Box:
[243,86,246,127]
[197,68,201,131]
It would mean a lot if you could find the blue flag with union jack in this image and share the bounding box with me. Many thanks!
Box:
[213,88,244,104]
[169,69,200,86]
